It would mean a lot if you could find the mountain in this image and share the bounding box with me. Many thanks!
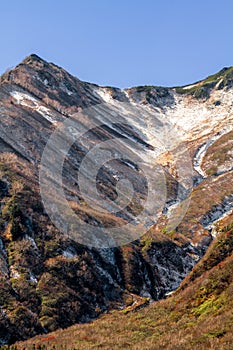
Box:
[0,54,232,346]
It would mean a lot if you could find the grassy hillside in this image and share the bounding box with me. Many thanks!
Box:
[4,215,232,350]
[176,66,233,98]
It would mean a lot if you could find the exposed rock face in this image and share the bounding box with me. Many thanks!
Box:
[0,55,232,344]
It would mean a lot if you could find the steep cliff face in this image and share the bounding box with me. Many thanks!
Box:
[0,55,232,344]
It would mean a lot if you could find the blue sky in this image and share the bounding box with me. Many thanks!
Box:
[1,0,233,88]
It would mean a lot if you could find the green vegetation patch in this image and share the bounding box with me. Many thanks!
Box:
[176,67,233,98]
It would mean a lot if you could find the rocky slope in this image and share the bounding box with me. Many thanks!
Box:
[7,213,233,350]
[0,54,232,345]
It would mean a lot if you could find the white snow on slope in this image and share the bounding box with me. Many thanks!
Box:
[29,272,38,284]
[93,85,233,184]
[165,90,233,140]
[182,82,201,90]
[9,266,20,279]
[207,208,233,238]
[62,248,77,259]
[96,85,233,146]
[193,126,233,178]
[95,88,113,104]
[25,234,38,250]
[10,91,57,124]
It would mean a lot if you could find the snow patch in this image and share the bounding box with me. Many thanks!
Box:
[25,235,38,250]
[96,88,113,103]
[193,126,233,178]
[10,91,38,105]
[200,195,233,238]
[165,290,176,297]
[182,82,201,90]
[10,91,57,124]
[215,78,223,89]
[210,209,233,238]
[165,88,233,141]
[62,247,77,259]
[10,266,20,279]
[29,272,38,284]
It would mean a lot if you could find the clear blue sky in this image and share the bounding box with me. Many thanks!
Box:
[1,0,233,88]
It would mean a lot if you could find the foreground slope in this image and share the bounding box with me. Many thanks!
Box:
[6,214,233,350]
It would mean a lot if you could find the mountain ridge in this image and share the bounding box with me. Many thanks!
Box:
[1,53,232,90]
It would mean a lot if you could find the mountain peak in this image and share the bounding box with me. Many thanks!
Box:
[22,53,47,65]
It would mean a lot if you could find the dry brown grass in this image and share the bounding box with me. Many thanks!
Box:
[5,221,232,350]
[177,170,233,238]
[203,130,233,176]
